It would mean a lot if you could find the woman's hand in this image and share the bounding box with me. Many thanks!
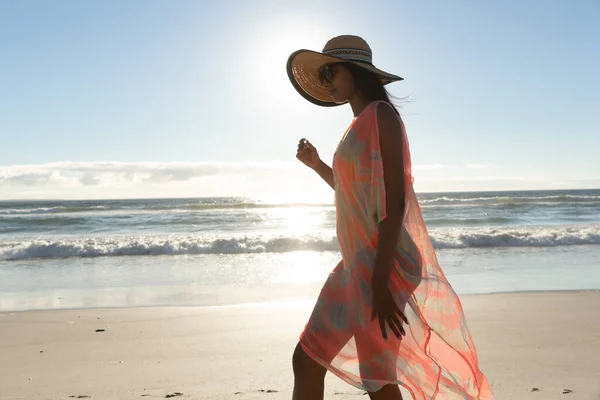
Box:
[296,138,321,170]
[371,278,409,340]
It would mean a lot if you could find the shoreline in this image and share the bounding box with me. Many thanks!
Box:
[1,287,599,314]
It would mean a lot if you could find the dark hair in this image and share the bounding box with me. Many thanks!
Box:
[343,63,403,115]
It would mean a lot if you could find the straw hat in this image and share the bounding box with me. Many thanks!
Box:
[286,35,403,107]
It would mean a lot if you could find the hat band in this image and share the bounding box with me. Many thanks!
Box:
[322,47,372,64]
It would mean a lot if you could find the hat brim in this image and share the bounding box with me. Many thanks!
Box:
[286,49,403,107]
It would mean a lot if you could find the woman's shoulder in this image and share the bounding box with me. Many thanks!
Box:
[357,101,399,123]
[354,101,401,136]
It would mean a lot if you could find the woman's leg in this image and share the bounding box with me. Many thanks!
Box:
[367,384,404,400]
[292,342,327,400]
[358,341,404,400]
[292,260,351,400]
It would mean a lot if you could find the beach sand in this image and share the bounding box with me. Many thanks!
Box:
[1,291,599,400]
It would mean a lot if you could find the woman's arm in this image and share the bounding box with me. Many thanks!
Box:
[369,102,409,339]
[296,139,335,190]
[313,159,335,190]
[372,103,406,285]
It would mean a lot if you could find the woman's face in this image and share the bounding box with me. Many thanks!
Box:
[320,63,356,104]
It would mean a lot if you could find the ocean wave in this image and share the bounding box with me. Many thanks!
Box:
[2,225,600,261]
[0,205,108,215]
[0,202,333,216]
[150,202,333,211]
[420,194,600,206]
[3,194,599,215]
[424,216,520,226]
[430,225,600,249]
[0,235,340,261]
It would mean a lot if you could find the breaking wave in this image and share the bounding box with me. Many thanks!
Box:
[2,225,599,261]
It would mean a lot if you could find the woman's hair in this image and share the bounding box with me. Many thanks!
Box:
[343,63,403,115]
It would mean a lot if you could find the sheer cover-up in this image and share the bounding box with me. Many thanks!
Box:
[299,101,495,399]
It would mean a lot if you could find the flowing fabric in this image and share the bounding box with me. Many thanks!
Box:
[299,101,495,399]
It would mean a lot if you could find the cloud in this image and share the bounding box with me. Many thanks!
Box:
[0,161,317,200]
[465,164,487,169]
[1,161,597,200]
[79,173,101,186]
[3,171,56,187]
[412,164,493,171]
[412,164,449,171]
[1,161,297,185]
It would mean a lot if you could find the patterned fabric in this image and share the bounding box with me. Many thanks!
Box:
[323,48,373,63]
[299,101,495,399]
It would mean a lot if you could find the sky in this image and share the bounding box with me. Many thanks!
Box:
[0,0,599,200]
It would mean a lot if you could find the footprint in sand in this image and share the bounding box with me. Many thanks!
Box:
[234,389,280,395]
[333,392,368,396]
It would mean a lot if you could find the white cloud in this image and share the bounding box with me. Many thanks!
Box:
[0,161,597,200]
[412,164,494,171]
[0,161,325,201]
[465,164,487,170]
[412,164,449,171]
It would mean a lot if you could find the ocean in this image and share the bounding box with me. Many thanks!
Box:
[1,189,599,311]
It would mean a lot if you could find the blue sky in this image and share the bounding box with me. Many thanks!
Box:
[0,0,599,199]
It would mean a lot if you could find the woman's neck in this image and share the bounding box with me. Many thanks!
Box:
[348,95,372,117]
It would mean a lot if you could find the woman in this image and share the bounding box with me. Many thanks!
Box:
[287,35,494,400]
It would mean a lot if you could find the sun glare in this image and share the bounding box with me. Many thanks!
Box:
[242,15,327,105]
[256,189,333,207]
[274,251,333,284]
